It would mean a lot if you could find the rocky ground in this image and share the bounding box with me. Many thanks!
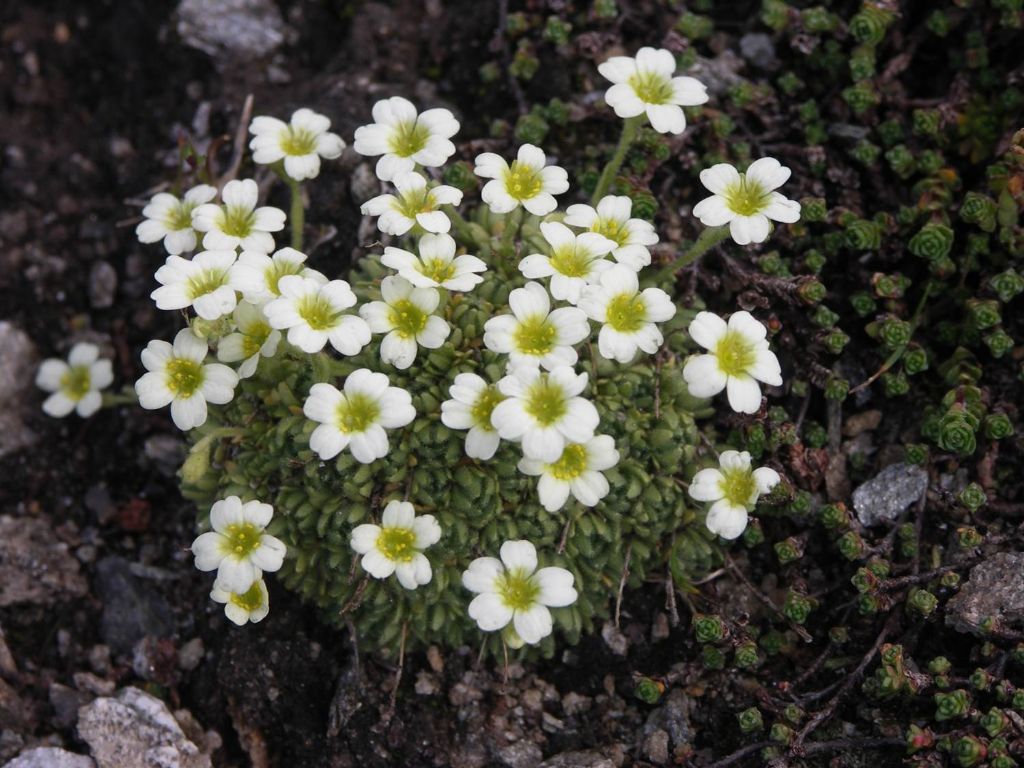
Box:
[2,1,1023,767]
[0,2,697,766]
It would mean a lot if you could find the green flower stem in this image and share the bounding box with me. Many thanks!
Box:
[649,226,731,283]
[500,207,524,253]
[203,426,247,439]
[312,351,333,383]
[101,391,138,408]
[441,204,480,248]
[850,282,933,394]
[591,115,642,205]
[288,176,305,251]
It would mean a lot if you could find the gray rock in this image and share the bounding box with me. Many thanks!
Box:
[94,557,174,656]
[829,123,872,141]
[143,435,185,476]
[852,463,928,527]
[88,262,117,309]
[0,516,88,607]
[78,687,211,768]
[176,0,290,61]
[0,322,37,459]
[946,553,1024,637]
[0,678,29,732]
[642,690,693,751]
[3,747,94,768]
[739,33,778,70]
[541,751,615,768]
[601,621,629,656]
[687,51,744,97]
[177,638,204,672]
[642,730,669,765]
[0,731,25,764]
[497,741,543,768]
[49,682,90,729]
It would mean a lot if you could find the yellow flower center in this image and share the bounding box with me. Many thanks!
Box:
[387,299,428,339]
[376,527,417,562]
[524,376,568,426]
[297,294,340,331]
[594,217,627,246]
[504,161,543,200]
[714,330,757,377]
[470,385,504,432]
[219,205,256,237]
[628,70,674,105]
[512,314,557,357]
[335,392,381,434]
[241,321,271,358]
[229,581,265,611]
[164,358,204,397]
[419,256,456,284]
[165,201,197,231]
[396,188,435,221]
[720,467,757,508]
[388,119,430,158]
[263,260,305,296]
[186,268,228,300]
[223,521,261,557]
[547,443,589,481]
[549,244,597,278]
[605,293,647,332]
[60,366,92,401]
[723,175,771,217]
[280,126,318,156]
[498,568,540,611]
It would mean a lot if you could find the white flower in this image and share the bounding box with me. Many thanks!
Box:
[518,221,617,304]
[598,46,708,134]
[151,250,238,320]
[217,301,281,378]
[191,496,286,593]
[302,370,415,464]
[249,108,345,181]
[682,311,782,414]
[380,232,486,292]
[518,435,620,512]
[353,96,459,181]
[135,329,239,431]
[578,264,677,363]
[350,500,441,590]
[361,172,463,236]
[692,159,802,245]
[228,247,326,305]
[440,373,505,460]
[490,365,599,463]
[359,276,450,370]
[483,281,589,370]
[564,195,659,270]
[262,275,370,355]
[136,184,217,255]
[474,144,569,216]
[36,343,113,418]
[462,540,577,646]
[191,179,286,254]
[211,577,270,626]
[688,450,780,539]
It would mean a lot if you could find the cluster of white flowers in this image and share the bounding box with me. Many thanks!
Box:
[191,496,287,625]
[112,43,801,639]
